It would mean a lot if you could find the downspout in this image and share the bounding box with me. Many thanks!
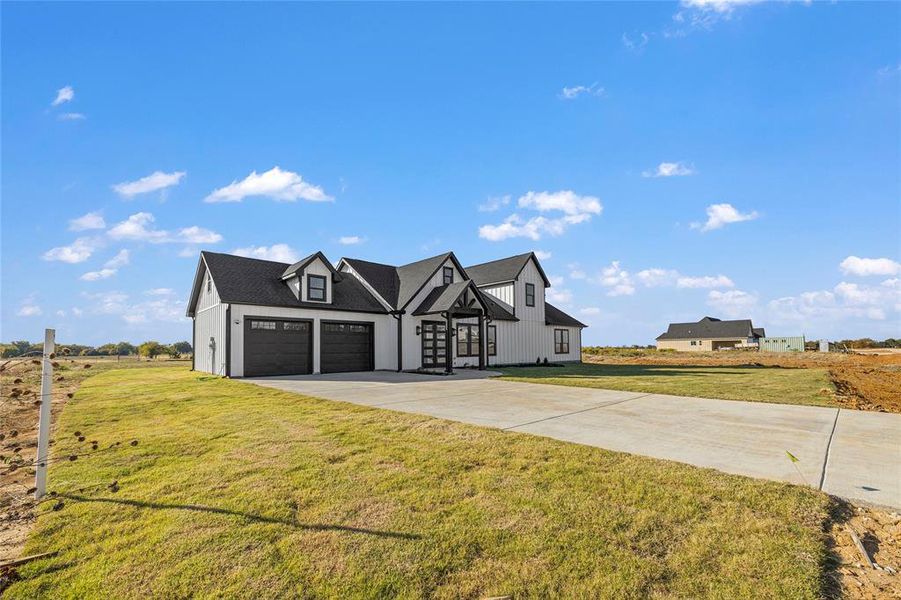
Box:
[191,317,196,371]
[444,309,454,375]
[477,311,486,371]
[223,306,231,377]
[390,310,404,372]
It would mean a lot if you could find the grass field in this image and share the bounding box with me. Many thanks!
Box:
[498,363,837,407]
[4,366,838,598]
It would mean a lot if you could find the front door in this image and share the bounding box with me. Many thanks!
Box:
[421,321,447,368]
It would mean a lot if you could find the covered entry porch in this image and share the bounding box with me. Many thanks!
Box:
[412,281,491,374]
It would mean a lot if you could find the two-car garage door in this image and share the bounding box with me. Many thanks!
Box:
[243,317,372,377]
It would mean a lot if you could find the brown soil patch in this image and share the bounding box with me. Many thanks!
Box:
[827,503,901,599]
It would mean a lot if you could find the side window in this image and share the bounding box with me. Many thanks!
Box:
[487,325,497,356]
[308,274,327,301]
[554,329,569,354]
[206,277,212,294]
[443,266,454,285]
[525,283,535,307]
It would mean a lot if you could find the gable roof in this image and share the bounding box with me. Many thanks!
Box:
[465,252,551,288]
[655,316,759,340]
[545,303,587,328]
[481,292,516,321]
[412,281,482,316]
[341,257,400,308]
[281,251,338,280]
[187,251,387,317]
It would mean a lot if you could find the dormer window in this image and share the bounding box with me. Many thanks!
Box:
[525,283,535,307]
[443,266,454,285]
[308,274,327,301]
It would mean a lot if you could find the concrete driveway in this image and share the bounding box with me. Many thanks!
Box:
[246,370,901,510]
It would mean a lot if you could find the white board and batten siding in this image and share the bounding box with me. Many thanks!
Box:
[193,267,228,376]
[228,304,396,377]
[300,259,333,303]
[481,283,514,309]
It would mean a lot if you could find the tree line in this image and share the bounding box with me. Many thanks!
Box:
[0,340,192,359]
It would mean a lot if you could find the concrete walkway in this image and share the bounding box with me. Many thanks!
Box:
[246,371,901,510]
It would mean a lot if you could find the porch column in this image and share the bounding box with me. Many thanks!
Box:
[478,312,486,370]
[445,310,453,374]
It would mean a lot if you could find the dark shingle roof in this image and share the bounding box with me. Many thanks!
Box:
[281,251,337,279]
[396,252,455,309]
[481,292,516,321]
[191,251,387,315]
[412,281,473,316]
[752,327,766,338]
[545,303,587,328]
[465,252,551,287]
[656,316,759,340]
[342,258,400,307]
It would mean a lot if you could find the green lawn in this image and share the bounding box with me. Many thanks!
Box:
[498,363,836,407]
[8,367,837,598]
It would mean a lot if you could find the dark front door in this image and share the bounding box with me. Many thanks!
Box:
[244,318,312,377]
[421,321,447,368]
[321,321,374,373]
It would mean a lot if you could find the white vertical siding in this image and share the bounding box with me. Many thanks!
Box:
[193,267,228,375]
[229,304,396,376]
[481,283,514,309]
[515,260,546,324]
[300,259,333,303]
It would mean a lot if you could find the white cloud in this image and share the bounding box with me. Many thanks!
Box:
[642,161,695,178]
[105,249,130,269]
[635,268,678,287]
[580,307,601,315]
[478,195,511,212]
[600,261,635,296]
[80,268,117,281]
[479,190,602,241]
[57,112,86,121]
[560,83,606,100]
[547,287,573,305]
[681,0,763,13]
[622,32,650,52]
[56,309,66,317]
[339,236,364,245]
[107,212,169,243]
[17,304,43,317]
[534,250,552,261]
[178,226,223,244]
[548,275,564,287]
[768,279,900,324]
[676,274,734,289]
[112,171,186,199]
[81,290,186,324]
[568,265,587,280]
[839,256,900,277]
[51,85,74,106]
[231,244,301,264]
[877,63,901,78]
[71,307,84,317]
[145,288,175,296]
[205,166,332,203]
[707,289,758,318]
[69,211,105,231]
[107,212,221,245]
[42,237,99,263]
[178,247,197,258]
[692,203,759,232]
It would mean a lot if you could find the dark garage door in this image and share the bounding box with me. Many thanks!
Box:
[244,318,312,377]
[321,321,373,374]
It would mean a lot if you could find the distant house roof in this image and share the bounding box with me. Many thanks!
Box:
[752,327,766,338]
[545,303,587,328]
[655,316,761,340]
[187,251,387,317]
[465,252,551,288]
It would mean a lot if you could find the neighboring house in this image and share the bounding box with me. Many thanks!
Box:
[655,316,764,351]
[187,250,585,377]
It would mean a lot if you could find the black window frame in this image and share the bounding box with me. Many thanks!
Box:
[487,325,497,356]
[456,323,480,357]
[525,282,535,307]
[206,277,212,294]
[554,328,570,354]
[307,274,327,302]
[443,266,454,285]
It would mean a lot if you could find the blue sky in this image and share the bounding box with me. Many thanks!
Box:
[2,1,899,346]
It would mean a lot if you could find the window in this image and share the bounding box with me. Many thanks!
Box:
[487,325,497,356]
[251,320,276,330]
[308,274,327,301]
[690,341,697,346]
[443,266,454,285]
[525,283,535,307]
[283,321,308,331]
[456,323,480,357]
[554,329,569,354]
[206,277,212,294]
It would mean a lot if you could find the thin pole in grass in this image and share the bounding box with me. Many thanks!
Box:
[34,328,55,500]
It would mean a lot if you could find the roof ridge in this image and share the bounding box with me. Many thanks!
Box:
[201,250,291,268]
[465,251,532,270]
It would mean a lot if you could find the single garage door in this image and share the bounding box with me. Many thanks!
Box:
[244,318,312,377]
[321,321,373,373]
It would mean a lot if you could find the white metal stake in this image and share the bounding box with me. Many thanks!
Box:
[34,328,55,500]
